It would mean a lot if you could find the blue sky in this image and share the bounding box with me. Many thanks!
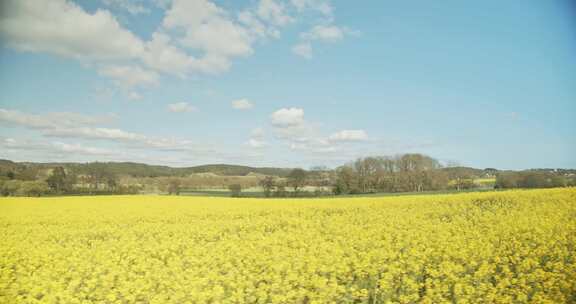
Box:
[0,0,575,169]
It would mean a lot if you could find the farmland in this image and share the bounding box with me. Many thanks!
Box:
[1,188,575,303]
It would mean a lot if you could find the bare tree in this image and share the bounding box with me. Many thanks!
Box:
[167,178,181,195]
[288,169,307,194]
[259,176,275,197]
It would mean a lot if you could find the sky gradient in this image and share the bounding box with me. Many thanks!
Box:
[0,0,575,169]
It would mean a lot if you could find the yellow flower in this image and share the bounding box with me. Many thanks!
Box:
[0,188,574,303]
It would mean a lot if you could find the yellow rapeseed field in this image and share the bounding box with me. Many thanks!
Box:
[1,188,575,303]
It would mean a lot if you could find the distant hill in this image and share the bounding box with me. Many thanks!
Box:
[2,159,573,180]
[187,164,292,177]
[0,159,293,178]
[0,159,20,171]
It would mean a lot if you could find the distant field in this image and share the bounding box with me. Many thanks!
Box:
[1,189,575,303]
[180,185,331,197]
[474,177,496,187]
[180,187,495,198]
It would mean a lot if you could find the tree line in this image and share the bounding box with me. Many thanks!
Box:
[229,154,575,197]
[495,170,575,189]
[225,154,489,197]
[0,163,140,196]
[0,154,574,197]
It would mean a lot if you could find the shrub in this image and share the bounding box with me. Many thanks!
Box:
[228,184,242,197]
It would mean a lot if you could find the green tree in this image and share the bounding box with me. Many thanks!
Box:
[288,168,307,194]
[259,176,276,197]
[274,183,287,197]
[167,178,181,195]
[550,175,566,187]
[1,180,22,196]
[519,172,550,188]
[228,184,242,197]
[46,167,68,193]
[106,175,118,191]
[495,172,519,189]
[333,166,358,195]
[16,167,39,181]
[17,181,49,197]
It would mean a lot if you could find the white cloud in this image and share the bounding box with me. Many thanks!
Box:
[257,0,294,26]
[167,102,196,113]
[310,145,339,153]
[128,91,143,101]
[98,65,159,88]
[52,142,116,156]
[162,0,253,68]
[268,107,369,155]
[0,136,256,166]
[45,126,197,151]
[293,22,357,59]
[0,137,116,156]
[0,108,115,129]
[0,108,196,150]
[292,42,312,59]
[287,138,338,154]
[232,98,254,110]
[1,0,352,96]
[0,0,145,61]
[328,129,368,142]
[199,55,235,74]
[142,32,195,76]
[44,127,147,142]
[0,137,47,151]
[302,24,344,42]
[246,138,266,148]
[238,11,279,39]
[153,0,173,10]
[161,0,222,29]
[246,127,267,149]
[290,0,333,16]
[181,19,253,58]
[0,0,243,80]
[103,0,151,15]
[251,127,265,139]
[270,108,324,147]
[153,0,263,76]
[270,107,305,127]
[0,0,240,82]
[274,123,317,143]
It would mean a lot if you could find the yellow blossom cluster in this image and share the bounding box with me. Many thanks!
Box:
[1,188,575,303]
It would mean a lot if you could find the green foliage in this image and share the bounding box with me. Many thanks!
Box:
[16,181,49,197]
[46,167,69,193]
[334,154,452,195]
[259,176,276,197]
[228,184,242,197]
[166,179,181,195]
[1,180,22,196]
[333,166,359,195]
[288,169,307,193]
[0,158,573,198]
[273,184,287,197]
[0,159,292,179]
[496,171,570,189]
